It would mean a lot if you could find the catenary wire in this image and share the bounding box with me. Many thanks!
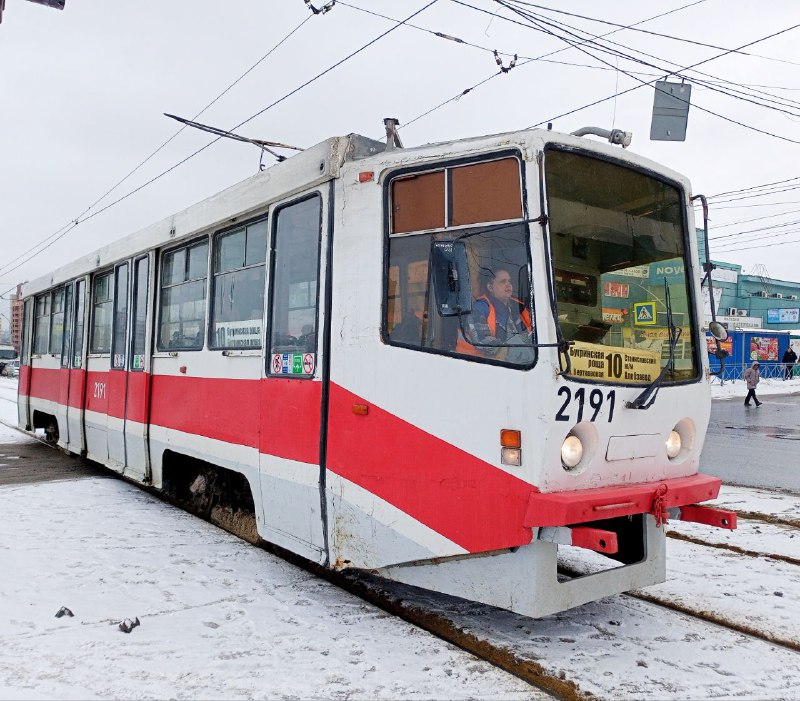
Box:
[494,1,800,123]
[401,0,709,131]
[485,2,800,142]
[3,1,438,281]
[0,15,314,280]
[505,0,800,67]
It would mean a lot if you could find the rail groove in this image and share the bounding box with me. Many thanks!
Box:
[666,529,800,567]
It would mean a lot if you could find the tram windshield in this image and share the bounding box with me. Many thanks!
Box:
[544,148,698,384]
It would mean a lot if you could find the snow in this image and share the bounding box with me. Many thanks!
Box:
[0,477,543,701]
[2,377,800,699]
[711,374,800,401]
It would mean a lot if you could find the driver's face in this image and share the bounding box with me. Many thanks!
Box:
[488,271,513,302]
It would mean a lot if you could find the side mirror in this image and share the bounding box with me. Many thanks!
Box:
[430,240,472,316]
[708,321,728,341]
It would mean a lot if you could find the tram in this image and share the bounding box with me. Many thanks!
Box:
[17,123,735,618]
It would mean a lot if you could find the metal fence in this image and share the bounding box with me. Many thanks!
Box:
[711,362,797,384]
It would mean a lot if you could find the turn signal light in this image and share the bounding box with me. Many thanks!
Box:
[500,429,521,448]
[359,171,375,183]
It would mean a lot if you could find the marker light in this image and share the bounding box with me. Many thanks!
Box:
[500,430,521,466]
[500,429,521,448]
[561,434,583,469]
[501,447,522,466]
[666,430,682,459]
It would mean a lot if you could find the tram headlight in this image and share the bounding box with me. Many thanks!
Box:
[561,434,583,469]
[666,430,682,459]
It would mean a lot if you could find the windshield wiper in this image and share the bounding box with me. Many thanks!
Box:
[626,279,681,410]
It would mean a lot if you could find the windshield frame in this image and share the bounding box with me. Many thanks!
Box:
[381,148,538,370]
[542,143,702,387]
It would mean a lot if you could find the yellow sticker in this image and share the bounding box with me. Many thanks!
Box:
[633,301,657,325]
[564,341,661,383]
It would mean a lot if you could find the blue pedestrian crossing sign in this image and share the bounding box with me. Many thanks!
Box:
[633,302,657,325]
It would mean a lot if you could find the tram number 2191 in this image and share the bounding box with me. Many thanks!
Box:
[555,387,616,423]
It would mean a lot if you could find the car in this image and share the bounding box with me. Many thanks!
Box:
[2,359,19,378]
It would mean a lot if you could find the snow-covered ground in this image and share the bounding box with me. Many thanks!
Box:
[2,376,799,699]
[711,374,800,401]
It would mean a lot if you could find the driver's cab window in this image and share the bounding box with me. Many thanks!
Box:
[385,156,535,367]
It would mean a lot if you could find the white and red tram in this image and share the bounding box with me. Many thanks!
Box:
[17,126,735,618]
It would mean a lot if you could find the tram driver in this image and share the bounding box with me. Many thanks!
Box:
[457,268,533,360]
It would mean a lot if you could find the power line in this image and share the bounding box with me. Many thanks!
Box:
[401,0,708,131]
[482,1,800,142]
[707,175,800,200]
[505,0,800,68]
[499,0,800,116]
[492,0,800,129]
[0,14,314,280]
[4,1,439,282]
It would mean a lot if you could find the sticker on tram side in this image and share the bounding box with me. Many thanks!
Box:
[564,341,660,383]
[271,353,314,375]
[132,354,145,370]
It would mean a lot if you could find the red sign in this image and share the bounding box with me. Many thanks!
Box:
[603,282,629,298]
[706,337,732,355]
[302,353,315,374]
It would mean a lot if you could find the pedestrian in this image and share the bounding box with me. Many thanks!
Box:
[781,345,797,381]
[744,361,762,407]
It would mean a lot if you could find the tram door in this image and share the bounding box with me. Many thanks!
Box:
[259,192,328,562]
[17,299,32,430]
[106,261,130,471]
[65,278,88,455]
[123,254,153,481]
[104,257,150,480]
[54,283,74,449]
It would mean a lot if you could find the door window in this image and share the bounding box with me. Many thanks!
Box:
[267,195,322,376]
[130,257,149,371]
[111,263,129,369]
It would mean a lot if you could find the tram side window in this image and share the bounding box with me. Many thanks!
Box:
[72,280,86,368]
[50,288,65,359]
[111,263,129,369]
[159,240,208,351]
[268,196,321,375]
[60,284,73,368]
[91,273,113,354]
[386,157,535,367]
[211,219,267,349]
[33,293,51,355]
[130,257,149,371]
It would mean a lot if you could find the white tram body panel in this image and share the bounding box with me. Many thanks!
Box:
[18,128,730,618]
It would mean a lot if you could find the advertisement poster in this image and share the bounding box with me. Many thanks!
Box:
[767,308,800,324]
[602,307,627,324]
[603,282,629,298]
[706,336,733,355]
[750,336,779,361]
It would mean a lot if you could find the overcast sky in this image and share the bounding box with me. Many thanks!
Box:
[2,0,800,324]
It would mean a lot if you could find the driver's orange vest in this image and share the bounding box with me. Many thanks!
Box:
[456,295,532,356]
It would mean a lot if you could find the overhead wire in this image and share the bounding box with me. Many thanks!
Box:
[490,0,800,131]
[484,1,800,143]
[0,14,314,280]
[533,8,800,116]
[3,1,439,281]
[400,0,709,131]
[505,0,800,68]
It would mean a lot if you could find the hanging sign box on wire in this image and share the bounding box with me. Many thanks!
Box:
[650,81,691,142]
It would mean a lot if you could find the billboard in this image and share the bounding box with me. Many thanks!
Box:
[750,336,779,361]
[767,308,800,324]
